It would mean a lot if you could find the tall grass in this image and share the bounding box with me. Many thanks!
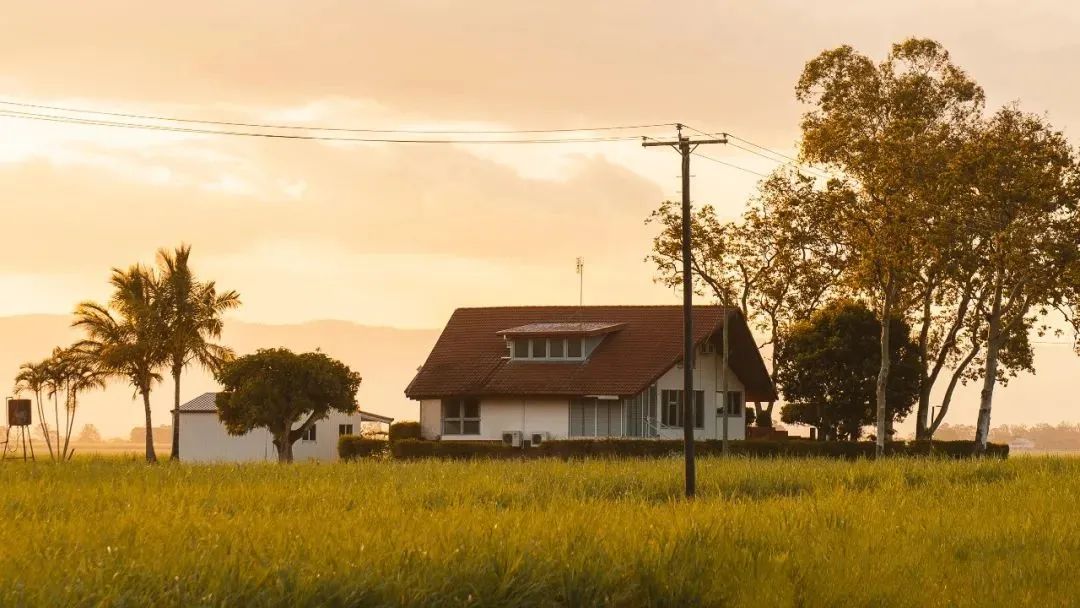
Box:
[1,456,1076,607]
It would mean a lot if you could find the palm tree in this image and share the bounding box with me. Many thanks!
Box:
[74,265,166,463]
[59,346,106,460]
[156,244,240,461]
[14,359,52,460]
[41,347,68,461]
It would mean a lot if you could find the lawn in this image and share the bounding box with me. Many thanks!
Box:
[0,456,1076,607]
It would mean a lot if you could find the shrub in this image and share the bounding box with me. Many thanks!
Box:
[338,436,388,460]
[391,439,523,460]
[388,438,1008,460]
[389,421,422,443]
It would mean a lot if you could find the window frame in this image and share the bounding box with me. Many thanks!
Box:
[301,425,317,442]
[508,336,587,361]
[338,424,354,437]
[441,397,481,436]
[660,389,705,429]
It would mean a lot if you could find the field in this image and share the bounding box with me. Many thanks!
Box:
[1,456,1078,607]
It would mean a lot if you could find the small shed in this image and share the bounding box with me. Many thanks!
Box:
[176,392,393,462]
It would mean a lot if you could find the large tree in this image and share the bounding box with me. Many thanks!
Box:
[777,300,920,440]
[647,167,847,426]
[215,349,362,463]
[157,244,240,461]
[74,265,167,463]
[796,38,984,454]
[961,107,1080,452]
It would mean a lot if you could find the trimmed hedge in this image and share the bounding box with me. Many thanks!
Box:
[338,436,388,460]
[389,438,1008,461]
[389,421,422,443]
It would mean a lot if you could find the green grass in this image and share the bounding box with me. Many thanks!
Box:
[1,456,1077,607]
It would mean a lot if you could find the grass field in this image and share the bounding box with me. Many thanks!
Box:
[1,456,1077,607]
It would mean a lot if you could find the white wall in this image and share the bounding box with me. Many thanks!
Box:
[654,348,746,441]
[179,410,376,463]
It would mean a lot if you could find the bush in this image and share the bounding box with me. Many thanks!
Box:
[387,438,1008,460]
[389,421,422,443]
[338,436,388,460]
[390,439,523,460]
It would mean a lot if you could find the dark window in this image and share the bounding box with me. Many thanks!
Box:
[549,338,565,358]
[660,389,704,429]
[513,338,529,358]
[567,338,583,358]
[301,425,317,441]
[441,398,481,435]
[531,338,547,358]
[338,424,354,436]
[719,391,744,416]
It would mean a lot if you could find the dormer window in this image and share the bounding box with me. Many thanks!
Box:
[511,336,584,360]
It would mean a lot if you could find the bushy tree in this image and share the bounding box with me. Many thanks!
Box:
[777,300,920,440]
[216,349,362,463]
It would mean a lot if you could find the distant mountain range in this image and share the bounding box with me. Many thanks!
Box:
[0,314,440,438]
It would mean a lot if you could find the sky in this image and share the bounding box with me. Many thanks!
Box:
[2,1,1080,432]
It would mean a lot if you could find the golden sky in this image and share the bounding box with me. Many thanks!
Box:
[2,1,1080,432]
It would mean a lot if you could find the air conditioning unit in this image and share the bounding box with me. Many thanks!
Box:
[530,432,549,447]
[501,431,523,447]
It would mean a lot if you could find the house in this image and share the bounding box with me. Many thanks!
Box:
[176,392,394,462]
[405,306,776,444]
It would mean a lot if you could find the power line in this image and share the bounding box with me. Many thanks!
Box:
[682,124,832,179]
[0,99,676,135]
[692,152,770,178]
[0,110,646,144]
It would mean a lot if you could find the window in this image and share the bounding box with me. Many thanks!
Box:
[660,390,704,429]
[549,338,564,358]
[339,424,354,436]
[513,338,529,358]
[531,338,547,358]
[569,398,623,437]
[718,391,744,417]
[567,338,583,358]
[442,398,481,435]
[301,425,317,442]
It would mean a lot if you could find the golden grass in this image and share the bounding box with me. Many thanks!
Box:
[0,456,1075,607]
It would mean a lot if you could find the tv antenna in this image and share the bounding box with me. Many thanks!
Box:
[575,257,584,306]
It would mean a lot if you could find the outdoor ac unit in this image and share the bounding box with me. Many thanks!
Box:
[530,432,549,446]
[501,431,523,447]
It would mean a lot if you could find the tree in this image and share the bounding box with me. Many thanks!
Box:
[77,424,102,443]
[960,108,1080,452]
[796,38,984,454]
[156,244,240,461]
[14,359,52,459]
[58,346,106,460]
[777,300,920,440]
[647,167,847,426]
[215,349,362,463]
[74,265,167,463]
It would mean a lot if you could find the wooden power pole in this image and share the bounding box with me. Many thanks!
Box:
[643,125,727,498]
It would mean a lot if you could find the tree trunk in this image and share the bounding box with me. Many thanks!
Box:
[171,369,182,462]
[141,389,157,464]
[275,431,294,463]
[875,286,894,458]
[52,391,61,462]
[975,281,1004,455]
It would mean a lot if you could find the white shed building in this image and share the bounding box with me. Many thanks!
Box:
[176,392,394,462]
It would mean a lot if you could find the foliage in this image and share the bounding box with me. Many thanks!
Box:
[338,436,387,460]
[647,167,847,425]
[796,38,986,453]
[2,457,1062,607]
[216,348,362,463]
[14,345,105,461]
[73,265,167,463]
[389,420,422,443]
[76,424,102,443]
[776,300,921,440]
[391,439,522,460]
[155,244,240,461]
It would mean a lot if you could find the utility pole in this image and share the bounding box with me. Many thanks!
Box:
[643,125,727,498]
[576,257,584,306]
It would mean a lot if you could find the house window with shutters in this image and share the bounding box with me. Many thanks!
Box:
[442,398,480,435]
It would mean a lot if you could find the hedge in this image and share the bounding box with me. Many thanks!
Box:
[338,436,388,460]
[389,438,1008,461]
[388,421,422,443]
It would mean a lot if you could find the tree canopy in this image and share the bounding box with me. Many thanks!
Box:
[777,300,920,440]
[215,348,362,463]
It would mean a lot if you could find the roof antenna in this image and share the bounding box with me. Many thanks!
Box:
[575,257,585,307]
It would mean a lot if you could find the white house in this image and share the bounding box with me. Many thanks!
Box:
[176,392,394,462]
[405,305,776,445]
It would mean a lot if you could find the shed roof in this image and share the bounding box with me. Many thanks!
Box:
[175,392,395,423]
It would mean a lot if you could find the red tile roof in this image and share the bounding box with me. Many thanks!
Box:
[405,305,777,402]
